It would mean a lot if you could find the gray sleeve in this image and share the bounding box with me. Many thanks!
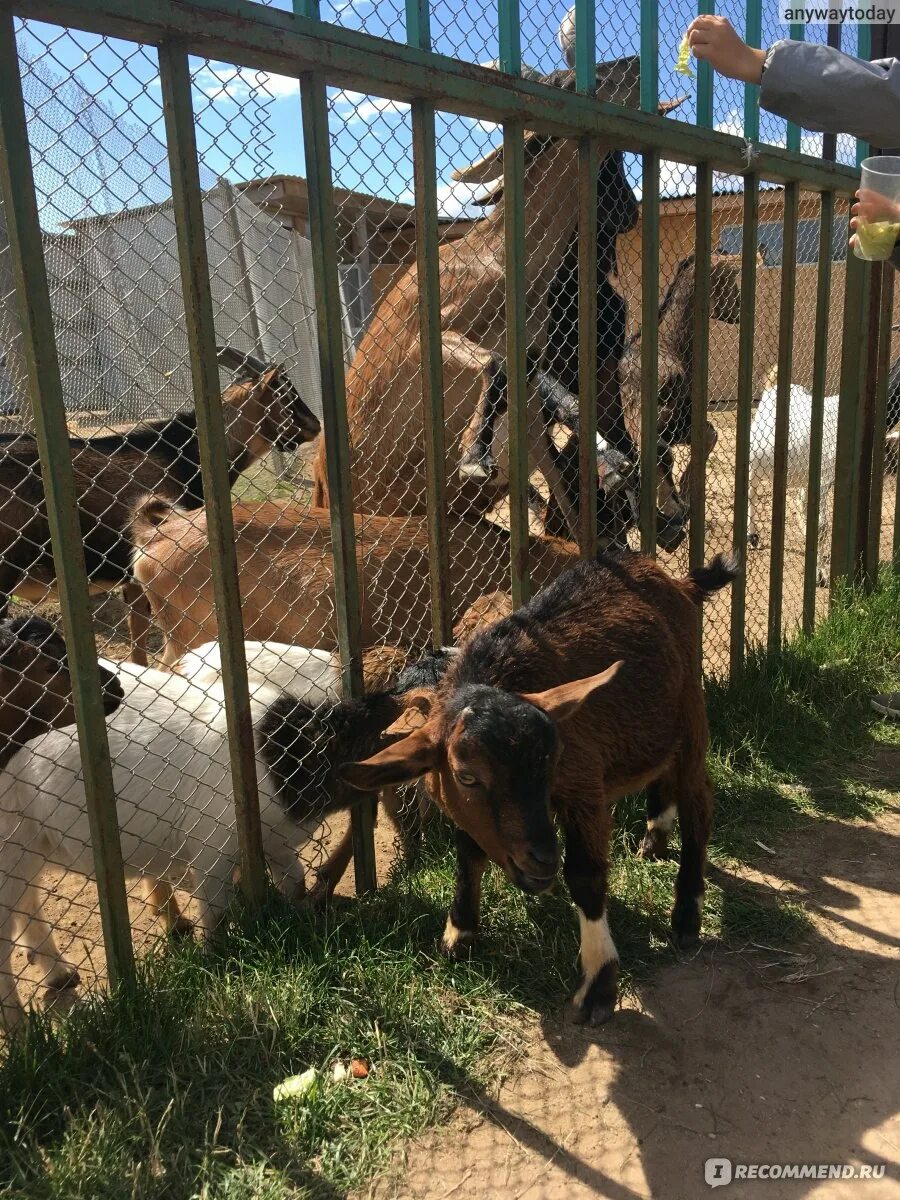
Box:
[760,40,900,149]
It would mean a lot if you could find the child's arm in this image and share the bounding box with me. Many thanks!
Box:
[685,15,900,149]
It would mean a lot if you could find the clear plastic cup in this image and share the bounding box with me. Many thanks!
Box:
[853,156,900,261]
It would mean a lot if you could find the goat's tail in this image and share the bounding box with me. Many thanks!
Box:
[682,553,740,606]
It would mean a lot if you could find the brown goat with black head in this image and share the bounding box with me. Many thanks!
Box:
[0,347,320,665]
[341,550,737,1024]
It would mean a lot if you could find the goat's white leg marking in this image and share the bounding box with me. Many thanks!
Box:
[647,803,677,835]
[441,916,474,953]
[573,909,619,1007]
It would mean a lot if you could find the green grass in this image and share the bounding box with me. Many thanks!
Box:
[0,569,897,1199]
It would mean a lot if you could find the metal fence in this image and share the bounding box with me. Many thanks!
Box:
[0,0,896,1022]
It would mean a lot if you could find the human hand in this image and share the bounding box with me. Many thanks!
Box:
[685,15,767,84]
[849,188,900,254]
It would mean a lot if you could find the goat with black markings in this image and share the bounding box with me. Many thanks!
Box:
[0,347,319,665]
[341,551,737,1024]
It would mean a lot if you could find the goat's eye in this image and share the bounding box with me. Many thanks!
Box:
[454,771,478,788]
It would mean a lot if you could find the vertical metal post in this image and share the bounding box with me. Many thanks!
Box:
[0,17,135,987]
[785,23,804,154]
[855,259,883,579]
[690,163,713,577]
[159,43,267,906]
[499,0,530,607]
[696,1,715,130]
[299,70,375,892]
[830,245,869,585]
[743,0,761,143]
[407,0,452,646]
[576,0,598,558]
[639,151,660,557]
[856,23,871,165]
[822,23,842,163]
[802,192,834,632]
[767,181,799,649]
[639,0,658,115]
[730,180,758,674]
[864,264,894,586]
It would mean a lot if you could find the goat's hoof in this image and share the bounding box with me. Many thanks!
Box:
[459,456,497,483]
[570,961,618,1025]
[168,917,196,942]
[671,898,703,950]
[43,963,80,992]
[816,568,828,589]
[638,828,670,860]
[439,920,476,960]
[305,878,336,910]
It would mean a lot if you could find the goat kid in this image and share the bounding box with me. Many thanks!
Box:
[0,347,319,666]
[341,551,737,1024]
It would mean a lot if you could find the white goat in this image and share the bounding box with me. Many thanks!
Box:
[748,369,839,585]
[0,655,343,1028]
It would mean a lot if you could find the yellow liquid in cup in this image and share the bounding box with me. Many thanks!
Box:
[855,219,900,260]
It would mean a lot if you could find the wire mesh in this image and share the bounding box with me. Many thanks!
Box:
[0,0,892,1031]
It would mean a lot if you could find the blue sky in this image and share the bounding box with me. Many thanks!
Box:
[17,1,860,229]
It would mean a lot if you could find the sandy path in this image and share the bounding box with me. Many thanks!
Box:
[372,750,900,1200]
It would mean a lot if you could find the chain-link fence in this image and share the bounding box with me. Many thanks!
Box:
[0,0,893,1029]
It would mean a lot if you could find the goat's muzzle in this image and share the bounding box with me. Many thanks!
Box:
[507,845,560,894]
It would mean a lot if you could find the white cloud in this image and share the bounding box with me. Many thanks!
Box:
[194,63,298,104]
[397,178,494,221]
[331,89,410,123]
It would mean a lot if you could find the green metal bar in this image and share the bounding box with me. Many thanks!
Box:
[577,135,598,558]
[802,192,834,633]
[292,0,318,17]
[640,149,659,556]
[855,258,882,581]
[766,181,799,649]
[690,162,712,575]
[640,0,658,114]
[15,0,863,191]
[696,0,714,130]
[743,0,761,143]
[856,23,871,165]
[864,264,894,586]
[498,0,521,75]
[299,70,375,892]
[574,0,595,94]
[498,0,529,606]
[503,121,530,608]
[407,0,451,647]
[159,42,267,907]
[0,15,135,992]
[785,24,804,154]
[830,248,869,585]
[574,0,597,555]
[730,180,759,674]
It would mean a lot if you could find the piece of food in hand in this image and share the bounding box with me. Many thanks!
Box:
[676,34,695,78]
[273,1068,319,1102]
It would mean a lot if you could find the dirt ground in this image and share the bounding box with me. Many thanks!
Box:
[371,749,900,1200]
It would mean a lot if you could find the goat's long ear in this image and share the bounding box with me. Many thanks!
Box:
[339,725,441,791]
[452,145,504,184]
[382,688,435,736]
[522,660,623,724]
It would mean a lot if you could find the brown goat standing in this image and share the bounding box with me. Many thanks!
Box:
[618,253,742,546]
[311,60,654,533]
[130,498,580,667]
[341,551,737,1024]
